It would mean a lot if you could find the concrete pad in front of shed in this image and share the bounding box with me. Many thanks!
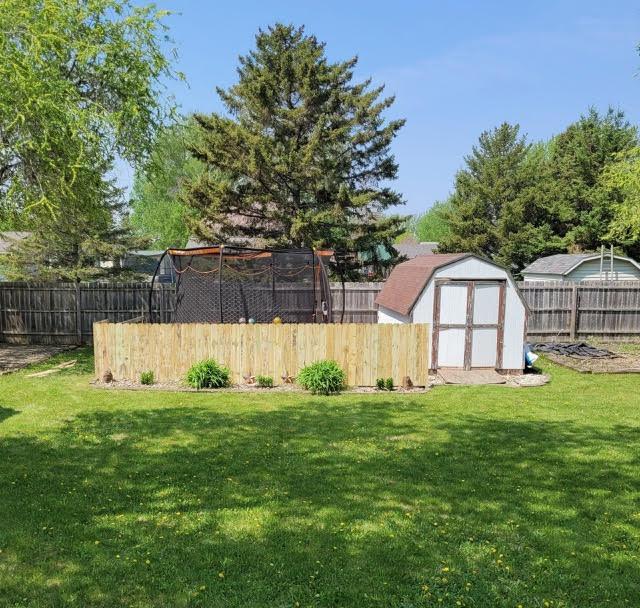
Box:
[438,369,506,385]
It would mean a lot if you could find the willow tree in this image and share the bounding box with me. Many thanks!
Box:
[0,0,178,278]
[183,24,405,279]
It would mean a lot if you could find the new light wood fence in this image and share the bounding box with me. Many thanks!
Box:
[93,321,431,387]
[0,281,382,345]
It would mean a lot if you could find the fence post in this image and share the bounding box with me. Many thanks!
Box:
[568,283,578,341]
[75,281,83,345]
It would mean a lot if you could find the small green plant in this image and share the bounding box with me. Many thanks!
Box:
[297,360,346,395]
[376,377,385,390]
[140,370,155,385]
[256,375,274,388]
[186,359,231,389]
[385,377,394,391]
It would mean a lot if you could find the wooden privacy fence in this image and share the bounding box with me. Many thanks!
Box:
[520,281,640,341]
[3,280,640,345]
[93,321,431,387]
[0,281,382,344]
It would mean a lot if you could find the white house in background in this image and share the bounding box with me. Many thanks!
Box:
[521,253,640,282]
[376,253,528,373]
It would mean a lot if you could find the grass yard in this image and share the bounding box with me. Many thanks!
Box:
[0,350,639,608]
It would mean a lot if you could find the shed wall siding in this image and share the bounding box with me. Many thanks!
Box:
[377,306,410,324]
[523,272,564,282]
[566,258,640,282]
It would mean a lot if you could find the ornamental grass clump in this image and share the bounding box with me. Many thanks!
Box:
[186,359,231,389]
[297,360,346,395]
[140,370,155,385]
[256,375,274,388]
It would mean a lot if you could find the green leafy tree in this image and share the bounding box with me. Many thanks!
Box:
[0,0,177,217]
[0,0,178,278]
[410,198,453,243]
[183,24,405,279]
[1,153,146,281]
[600,147,640,255]
[130,121,203,248]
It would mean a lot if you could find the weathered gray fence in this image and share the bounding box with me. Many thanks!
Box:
[519,281,640,341]
[1,280,639,345]
[0,281,383,345]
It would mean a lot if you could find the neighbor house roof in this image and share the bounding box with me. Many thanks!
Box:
[522,253,640,276]
[395,241,438,259]
[375,253,467,316]
[0,231,30,254]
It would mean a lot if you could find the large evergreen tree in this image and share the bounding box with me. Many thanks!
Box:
[438,123,541,263]
[183,24,405,279]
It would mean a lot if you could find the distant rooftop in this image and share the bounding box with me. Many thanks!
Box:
[395,240,438,259]
[0,231,30,254]
[521,253,639,275]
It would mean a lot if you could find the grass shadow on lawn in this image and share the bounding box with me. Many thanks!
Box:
[1,399,639,607]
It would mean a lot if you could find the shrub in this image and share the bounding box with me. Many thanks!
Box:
[385,377,394,391]
[186,359,231,389]
[297,360,346,395]
[376,377,385,390]
[140,370,155,385]
[256,375,274,388]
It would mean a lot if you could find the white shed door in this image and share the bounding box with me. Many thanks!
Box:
[432,280,505,370]
[471,283,500,367]
[437,284,468,367]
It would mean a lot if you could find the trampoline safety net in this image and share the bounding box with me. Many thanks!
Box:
[150,246,333,324]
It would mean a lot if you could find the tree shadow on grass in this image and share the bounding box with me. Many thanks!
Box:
[0,407,18,423]
[0,401,638,607]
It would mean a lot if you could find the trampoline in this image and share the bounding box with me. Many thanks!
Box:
[149,245,333,324]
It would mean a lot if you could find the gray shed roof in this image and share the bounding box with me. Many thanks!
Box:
[0,231,30,254]
[521,254,596,275]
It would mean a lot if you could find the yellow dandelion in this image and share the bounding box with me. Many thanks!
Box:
[218,571,225,578]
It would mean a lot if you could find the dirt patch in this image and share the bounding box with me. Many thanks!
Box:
[542,342,640,374]
[0,345,73,374]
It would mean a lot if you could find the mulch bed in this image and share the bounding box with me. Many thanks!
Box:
[539,342,640,374]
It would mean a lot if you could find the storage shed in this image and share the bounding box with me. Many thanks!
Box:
[376,254,528,373]
[521,253,640,282]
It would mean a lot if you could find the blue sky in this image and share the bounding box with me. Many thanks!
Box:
[139,0,640,216]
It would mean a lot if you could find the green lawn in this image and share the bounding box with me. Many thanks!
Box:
[0,350,639,608]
